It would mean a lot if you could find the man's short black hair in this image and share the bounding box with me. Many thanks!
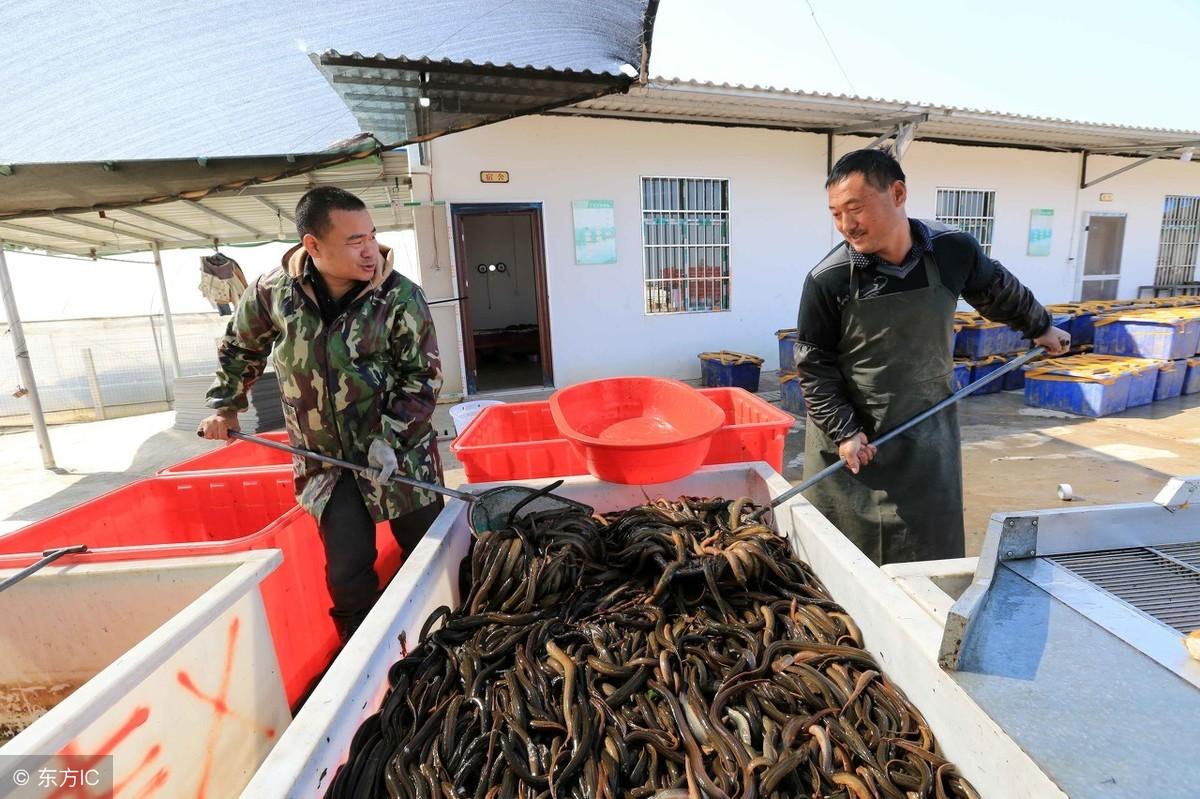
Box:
[825,147,906,192]
[295,186,367,239]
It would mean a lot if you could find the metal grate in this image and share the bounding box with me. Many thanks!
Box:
[641,177,730,314]
[936,188,996,256]
[1050,547,1200,634]
[1154,194,1200,286]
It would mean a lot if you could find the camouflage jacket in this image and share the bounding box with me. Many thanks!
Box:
[206,243,442,522]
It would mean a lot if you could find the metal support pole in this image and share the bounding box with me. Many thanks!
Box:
[152,242,183,379]
[81,347,106,420]
[0,243,56,468]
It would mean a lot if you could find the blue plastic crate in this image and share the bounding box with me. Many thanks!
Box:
[1024,369,1132,417]
[1003,360,1025,391]
[1094,315,1200,360]
[1185,357,1200,395]
[700,352,763,392]
[1155,360,1187,401]
[1123,361,1160,408]
[955,323,1022,358]
[775,329,798,372]
[952,361,971,392]
[1070,312,1096,346]
[967,356,1008,395]
[779,372,805,415]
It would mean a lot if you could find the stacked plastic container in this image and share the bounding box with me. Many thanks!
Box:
[1023,308,1200,416]
[698,351,764,392]
[952,312,1038,397]
[0,434,400,709]
[774,328,806,417]
[451,386,795,481]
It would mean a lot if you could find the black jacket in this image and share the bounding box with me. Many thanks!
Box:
[795,219,1051,443]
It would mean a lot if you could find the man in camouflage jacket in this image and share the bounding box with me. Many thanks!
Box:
[200,186,442,641]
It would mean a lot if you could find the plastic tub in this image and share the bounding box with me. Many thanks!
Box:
[449,400,506,436]
[158,430,292,474]
[1002,359,1025,391]
[450,388,792,480]
[0,471,400,707]
[0,552,289,798]
[952,361,971,392]
[954,313,1025,358]
[244,464,1064,799]
[963,355,1008,395]
[1184,357,1200,395]
[698,351,764,392]
[775,329,799,372]
[1094,312,1200,360]
[701,387,794,470]
[1155,360,1186,401]
[1124,361,1160,407]
[1024,366,1132,417]
[1074,356,1160,408]
[779,372,805,415]
[549,377,724,484]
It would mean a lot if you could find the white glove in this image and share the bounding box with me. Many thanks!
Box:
[365,439,399,485]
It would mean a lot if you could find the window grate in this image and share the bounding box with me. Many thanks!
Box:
[935,188,996,256]
[1154,195,1200,286]
[641,177,730,314]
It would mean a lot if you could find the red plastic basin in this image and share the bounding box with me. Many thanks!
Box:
[549,377,724,484]
[0,470,399,707]
[158,430,292,474]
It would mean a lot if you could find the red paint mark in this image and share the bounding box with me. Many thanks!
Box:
[174,616,274,798]
[51,707,157,799]
[130,769,169,799]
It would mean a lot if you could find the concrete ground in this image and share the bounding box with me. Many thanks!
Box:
[2,378,1198,557]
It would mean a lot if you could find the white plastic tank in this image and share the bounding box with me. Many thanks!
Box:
[449,400,505,436]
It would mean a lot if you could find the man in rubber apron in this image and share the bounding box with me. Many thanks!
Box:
[796,148,1070,564]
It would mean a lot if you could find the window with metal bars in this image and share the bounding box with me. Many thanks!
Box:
[1155,195,1200,286]
[641,177,730,314]
[935,188,996,256]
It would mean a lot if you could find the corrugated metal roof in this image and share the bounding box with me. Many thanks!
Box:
[314,52,636,146]
[0,152,413,258]
[1,0,656,162]
[555,78,1200,156]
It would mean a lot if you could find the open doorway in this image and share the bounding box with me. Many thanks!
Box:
[1077,213,1126,300]
[451,204,553,394]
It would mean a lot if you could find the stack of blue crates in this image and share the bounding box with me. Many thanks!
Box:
[1024,360,1133,417]
[779,372,805,415]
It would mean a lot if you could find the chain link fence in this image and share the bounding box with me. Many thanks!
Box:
[0,312,233,422]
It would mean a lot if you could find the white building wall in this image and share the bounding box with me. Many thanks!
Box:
[431,115,828,387]
[428,114,1200,392]
[1068,154,1200,298]
[874,138,1083,303]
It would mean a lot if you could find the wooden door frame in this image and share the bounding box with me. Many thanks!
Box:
[450,203,554,394]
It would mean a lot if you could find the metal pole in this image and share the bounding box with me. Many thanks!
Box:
[81,347,106,420]
[152,242,183,379]
[148,316,173,403]
[0,243,56,468]
[763,347,1048,513]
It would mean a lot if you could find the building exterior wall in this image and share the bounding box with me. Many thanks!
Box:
[426,114,1200,393]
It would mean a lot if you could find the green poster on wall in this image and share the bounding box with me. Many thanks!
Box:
[1028,209,1054,256]
[573,200,617,265]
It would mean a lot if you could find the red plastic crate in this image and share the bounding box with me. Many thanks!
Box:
[158,430,292,474]
[450,387,793,482]
[0,470,400,707]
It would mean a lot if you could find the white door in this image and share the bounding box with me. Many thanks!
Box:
[1076,213,1126,300]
